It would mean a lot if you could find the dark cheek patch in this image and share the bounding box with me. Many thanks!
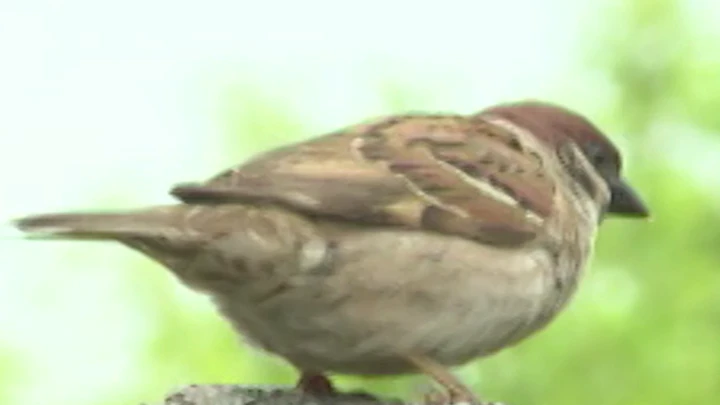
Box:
[557,143,600,201]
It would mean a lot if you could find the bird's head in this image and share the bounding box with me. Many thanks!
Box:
[481,101,649,218]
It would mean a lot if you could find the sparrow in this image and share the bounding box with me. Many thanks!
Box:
[13,101,649,405]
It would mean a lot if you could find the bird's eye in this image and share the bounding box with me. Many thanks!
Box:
[583,141,622,177]
[584,143,609,167]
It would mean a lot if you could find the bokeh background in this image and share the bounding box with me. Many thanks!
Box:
[1,0,719,404]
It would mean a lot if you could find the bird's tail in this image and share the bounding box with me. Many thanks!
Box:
[12,206,186,241]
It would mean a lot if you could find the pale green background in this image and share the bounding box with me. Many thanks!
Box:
[0,1,718,404]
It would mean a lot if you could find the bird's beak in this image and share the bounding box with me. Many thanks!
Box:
[607,177,650,218]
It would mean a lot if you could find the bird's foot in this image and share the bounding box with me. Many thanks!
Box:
[296,372,384,402]
[296,372,337,396]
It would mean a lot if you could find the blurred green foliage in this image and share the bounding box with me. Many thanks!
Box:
[0,350,23,404]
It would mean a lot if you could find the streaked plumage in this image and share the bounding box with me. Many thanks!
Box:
[14,101,648,404]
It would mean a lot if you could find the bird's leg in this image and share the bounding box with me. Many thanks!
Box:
[296,372,336,396]
[407,355,481,405]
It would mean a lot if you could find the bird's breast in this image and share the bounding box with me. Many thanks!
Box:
[212,219,594,374]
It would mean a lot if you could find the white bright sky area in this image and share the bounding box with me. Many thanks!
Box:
[0,1,719,405]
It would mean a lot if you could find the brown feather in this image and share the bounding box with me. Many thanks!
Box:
[173,114,559,246]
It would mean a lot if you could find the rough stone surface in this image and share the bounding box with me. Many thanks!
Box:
[152,385,405,405]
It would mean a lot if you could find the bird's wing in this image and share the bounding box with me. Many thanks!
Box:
[172,114,558,246]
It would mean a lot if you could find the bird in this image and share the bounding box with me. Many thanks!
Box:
[13,100,649,405]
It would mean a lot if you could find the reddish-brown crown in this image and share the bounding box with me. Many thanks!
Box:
[480,100,622,171]
[480,102,608,145]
